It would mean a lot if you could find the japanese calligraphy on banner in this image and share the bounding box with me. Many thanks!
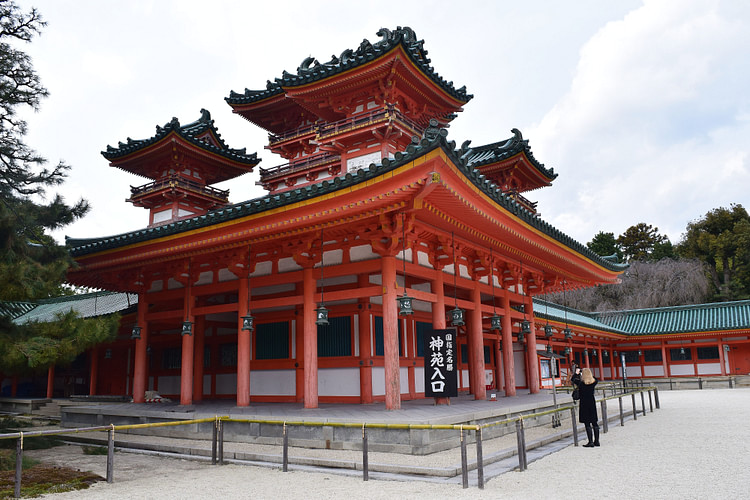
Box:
[424,328,458,397]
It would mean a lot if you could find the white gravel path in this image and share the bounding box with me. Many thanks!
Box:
[34,389,750,499]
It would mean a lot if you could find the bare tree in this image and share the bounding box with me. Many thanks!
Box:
[543,258,711,312]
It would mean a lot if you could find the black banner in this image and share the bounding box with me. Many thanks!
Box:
[424,328,458,397]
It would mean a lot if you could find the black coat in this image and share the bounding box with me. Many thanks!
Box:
[578,378,598,424]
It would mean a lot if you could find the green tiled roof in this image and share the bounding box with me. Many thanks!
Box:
[67,126,626,274]
[13,291,137,324]
[102,109,259,168]
[592,300,750,335]
[0,301,37,320]
[465,129,557,181]
[226,26,472,106]
[532,299,626,334]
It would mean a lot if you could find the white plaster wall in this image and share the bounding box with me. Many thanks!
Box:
[670,364,696,376]
[372,367,385,396]
[350,244,378,262]
[628,366,643,377]
[319,368,360,396]
[278,257,302,272]
[514,349,527,387]
[251,369,295,396]
[415,367,425,393]
[157,376,180,395]
[400,367,409,394]
[216,373,236,395]
[644,365,665,377]
[461,369,470,389]
[697,363,721,375]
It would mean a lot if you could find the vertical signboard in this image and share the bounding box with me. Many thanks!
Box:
[424,328,458,397]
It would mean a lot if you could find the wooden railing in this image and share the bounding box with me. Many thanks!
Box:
[129,175,228,201]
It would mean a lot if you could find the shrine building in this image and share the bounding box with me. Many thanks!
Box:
[4,27,747,406]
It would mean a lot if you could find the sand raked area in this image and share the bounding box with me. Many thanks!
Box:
[31,388,750,499]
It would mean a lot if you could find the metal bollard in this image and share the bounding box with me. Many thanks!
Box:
[211,419,218,465]
[460,427,469,488]
[15,435,23,499]
[476,427,484,490]
[641,391,646,416]
[107,427,115,483]
[515,419,526,470]
[570,407,578,447]
[654,387,660,409]
[282,422,289,472]
[631,393,637,421]
[601,400,608,433]
[218,420,224,466]
[648,389,654,412]
[699,377,703,390]
[362,425,368,481]
[729,377,734,389]
[618,396,624,426]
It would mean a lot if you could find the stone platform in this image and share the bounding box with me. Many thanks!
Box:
[61,390,570,455]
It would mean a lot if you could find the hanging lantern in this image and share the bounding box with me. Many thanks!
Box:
[241,314,255,332]
[592,349,597,356]
[517,329,525,343]
[544,324,553,338]
[397,293,414,316]
[614,350,618,356]
[131,325,142,340]
[315,304,329,326]
[546,344,553,355]
[603,349,609,358]
[564,346,571,355]
[490,314,503,331]
[563,327,572,339]
[521,320,531,335]
[583,348,589,357]
[679,346,685,356]
[104,349,112,359]
[723,344,730,353]
[449,307,465,327]
[637,349,642,357]
[181,320,193,336]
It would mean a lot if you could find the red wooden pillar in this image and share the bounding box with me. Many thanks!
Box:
[469,281,486,400]
[525,297,540,394]
[132,293,149,403]
[661,342,670,377]
[583,341,591,369]
[358,275,373,403]
[193,315,205,403]
[180,289,195,406]
[597,345,605,380]
[303,265,318,409]
[89,348,98,395]
[382,255,401,410]
[11,376,18,397]
[295,301,304,403]
[501,295,516,396]
[46,365,54,399]
[236,276,251,407]
[432,270,450,405]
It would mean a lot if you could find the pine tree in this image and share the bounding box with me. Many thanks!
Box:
[0,1,116,379]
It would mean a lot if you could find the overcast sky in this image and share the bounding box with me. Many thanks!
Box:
[17,0,750,247]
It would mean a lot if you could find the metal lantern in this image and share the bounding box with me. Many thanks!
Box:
[397,293,414,316]
[603,350,609,358]
[592,349,597,356]
[583,348,589,357]
[614,350,618,356]
[521,320,531,335]
[181,320,193,336]
[517,329,525,343]
[563,327,572,339]
[679,346,685,356]
[104,349,112,359]
[449,307,465,327]
[131,325,142,340]
[546,344,553,355]
[241,314,255,332]
[544,324,553,338]
[724,344,730,353]
[637,349,642,357]
[315,304,329,326]
[490,314,503,331]
[564,346,571,355]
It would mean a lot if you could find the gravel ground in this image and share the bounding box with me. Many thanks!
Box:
[30,388,750,499]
